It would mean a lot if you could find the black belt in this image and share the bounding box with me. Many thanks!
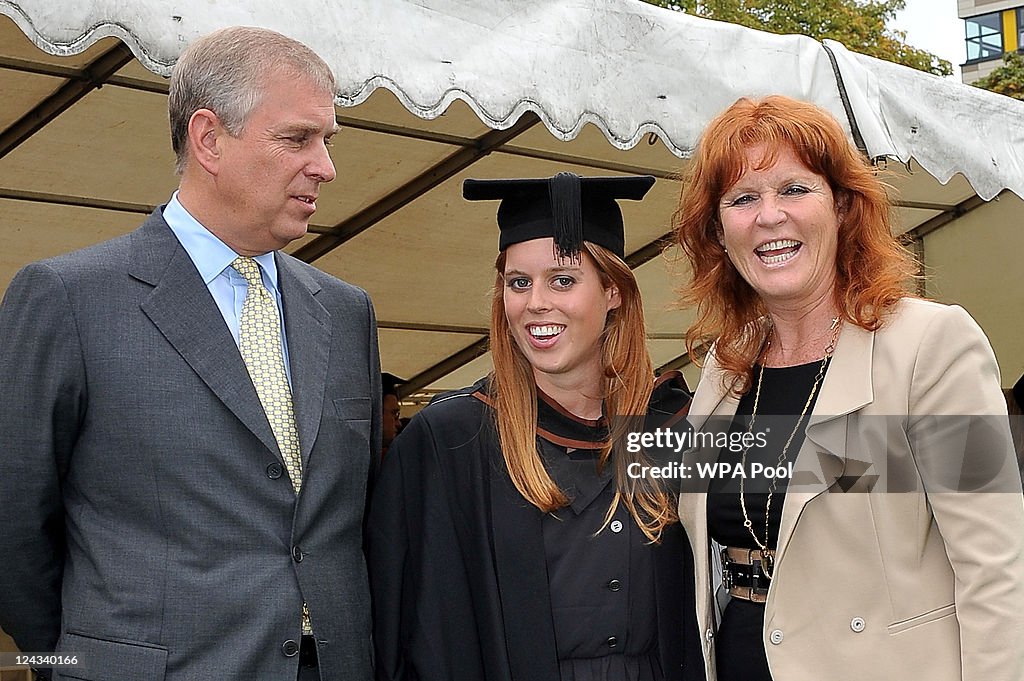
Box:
[721,547,774,603]
[300,635,319,669]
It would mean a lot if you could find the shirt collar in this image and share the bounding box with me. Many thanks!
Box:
[163,191,280,289]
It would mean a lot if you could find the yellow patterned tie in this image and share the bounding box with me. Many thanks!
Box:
[232,257,303,492]
[232,257,313,635]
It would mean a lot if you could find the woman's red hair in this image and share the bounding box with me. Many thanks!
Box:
[490,243,676,541]
[673,95,918,392]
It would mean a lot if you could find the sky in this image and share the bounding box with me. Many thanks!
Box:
[891,0,965,78]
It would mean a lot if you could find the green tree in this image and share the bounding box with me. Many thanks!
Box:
[971,52,1024,100]
[644,0,952,77]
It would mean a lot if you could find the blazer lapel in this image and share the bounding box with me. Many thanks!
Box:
[775,322,875,559]
[680,359,742,658]
[276,255,330,468]
[682,328,876,636]
[489,454,560,681]
[131,211,279,457]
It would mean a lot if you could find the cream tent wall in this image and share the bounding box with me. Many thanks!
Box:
[0,0,1022,403]
[924,194,1024,381]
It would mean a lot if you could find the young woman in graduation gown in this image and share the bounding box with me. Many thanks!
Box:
[367,173,703,681]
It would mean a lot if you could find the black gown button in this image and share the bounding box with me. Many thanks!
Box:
[607,579,622,592]
[606,636,618,648]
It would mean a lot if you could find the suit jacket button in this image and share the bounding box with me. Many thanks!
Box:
[606,636,618,648]
[607,579,622,592]
[769,629,784,645]
[850,617,866,632]
[266,463,283,479]
[292,545,303,563]
[282,639,299,657]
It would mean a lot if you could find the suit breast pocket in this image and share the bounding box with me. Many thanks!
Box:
[333,396,371,421]
[332,396,372,455]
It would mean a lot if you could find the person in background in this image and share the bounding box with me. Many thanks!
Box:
[0,26,380,681]
[382,372,404,456]
[368,172,702,681]
[1008,373,1024,477]
[673,94,1024,681]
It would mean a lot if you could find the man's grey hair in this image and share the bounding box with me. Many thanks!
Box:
[168,26,336,174]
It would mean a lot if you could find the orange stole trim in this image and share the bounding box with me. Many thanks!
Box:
[470,389,609,450]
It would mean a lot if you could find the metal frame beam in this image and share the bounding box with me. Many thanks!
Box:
[292,113,542,263]
[397,338,490,399]
[0,187,156,214]
[656,340,711,375]
[377,320,488,335]
[0,187,334,232]
[905,191,995,241]
[0,43,134,159]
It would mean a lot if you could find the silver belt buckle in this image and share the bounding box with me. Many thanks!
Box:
[751,552,772,596]
[720,547,735,590]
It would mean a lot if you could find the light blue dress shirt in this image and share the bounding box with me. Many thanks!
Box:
[162,192,292,384]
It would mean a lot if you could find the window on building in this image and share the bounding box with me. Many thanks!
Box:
[1018,8,1024,52]
[965,11,1003,61]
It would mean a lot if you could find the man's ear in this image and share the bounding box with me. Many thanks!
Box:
[187,109,224,175]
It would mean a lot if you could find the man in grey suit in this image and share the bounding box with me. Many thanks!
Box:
[0,27,379,681]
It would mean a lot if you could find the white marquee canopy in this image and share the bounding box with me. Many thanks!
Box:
[1,0,1022,399]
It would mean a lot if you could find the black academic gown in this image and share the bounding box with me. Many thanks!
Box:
[367,372,703,681]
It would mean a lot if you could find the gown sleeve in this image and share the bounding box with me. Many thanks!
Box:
[367,395,498,681]
[367,415,424,681]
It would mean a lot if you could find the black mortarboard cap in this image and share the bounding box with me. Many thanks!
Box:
[463,172,655,259]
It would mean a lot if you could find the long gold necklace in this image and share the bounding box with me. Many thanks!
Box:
[738,316,842,579]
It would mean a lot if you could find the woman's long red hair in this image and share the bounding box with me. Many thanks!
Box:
[489,243,676,541]
[674,95,918,393]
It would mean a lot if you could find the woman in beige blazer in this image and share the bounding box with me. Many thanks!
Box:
[671,95,1024,681]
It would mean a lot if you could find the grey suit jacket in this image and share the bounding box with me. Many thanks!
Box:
[679,298,1024,681]
[0,210,381,680]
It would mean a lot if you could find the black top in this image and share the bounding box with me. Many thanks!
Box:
[706,360,829,681]
[367,373,705,681]
[707,360,826,549]
[538,392,660,680]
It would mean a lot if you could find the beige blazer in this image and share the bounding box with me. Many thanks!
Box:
[679,298,1024,681]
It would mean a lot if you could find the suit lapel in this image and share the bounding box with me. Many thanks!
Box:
[131,211,280,457]
[276,254,330,467]
[775,322,875,559]
[489,452,560,681]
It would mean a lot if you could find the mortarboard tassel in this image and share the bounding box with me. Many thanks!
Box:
[549,172,583,262]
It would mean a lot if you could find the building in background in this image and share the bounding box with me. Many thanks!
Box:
[960,0,1023,82]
